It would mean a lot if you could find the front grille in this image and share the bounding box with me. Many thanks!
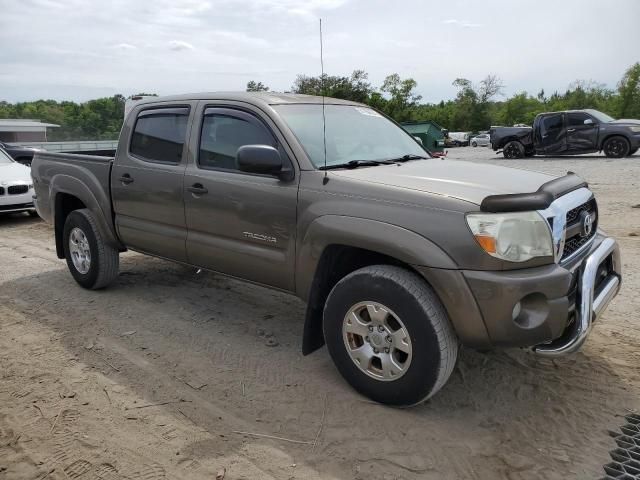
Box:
[563,234,594,259]
[566,198,596,224]
[561,198,597,261]
[8,185,28,195]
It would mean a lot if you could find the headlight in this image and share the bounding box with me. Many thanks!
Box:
[466,211,553,262]
[629,126,640,133]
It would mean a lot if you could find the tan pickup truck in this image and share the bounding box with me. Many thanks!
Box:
[31,92,622,406]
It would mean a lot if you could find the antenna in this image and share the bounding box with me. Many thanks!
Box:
[320,18,329,185]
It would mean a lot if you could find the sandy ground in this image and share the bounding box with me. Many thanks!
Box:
[1,148,639,480]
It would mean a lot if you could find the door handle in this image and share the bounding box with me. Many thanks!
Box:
[567,128,576,132]
[119,174,134,184]
[187,183,208,195]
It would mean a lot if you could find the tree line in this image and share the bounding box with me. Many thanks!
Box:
[0,63,638,141]
[251,62,640,132]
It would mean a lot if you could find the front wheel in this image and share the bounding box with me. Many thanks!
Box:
[603,136,630,158]
[63,209,119,289]
[323,265,458,406]
[471,142,478,147]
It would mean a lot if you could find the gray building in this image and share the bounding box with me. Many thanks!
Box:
[0,119,59,142]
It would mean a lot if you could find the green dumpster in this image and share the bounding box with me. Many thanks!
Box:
[401,121,445,153]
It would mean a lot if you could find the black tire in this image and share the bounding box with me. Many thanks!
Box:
[63,209,119,289]
[28,210,39,218]
[628,147,638,157]
[323,265,458,406]
[603,136,630,158]
[503,141,525,159]
[471,142,478,147]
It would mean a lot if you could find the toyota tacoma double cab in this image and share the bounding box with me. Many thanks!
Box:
[491,109,640,159]
[31,93,622,406]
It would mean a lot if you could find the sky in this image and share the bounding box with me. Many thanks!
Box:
[1,0,639,104]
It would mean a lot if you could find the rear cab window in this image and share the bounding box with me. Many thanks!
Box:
[130,107,190,164]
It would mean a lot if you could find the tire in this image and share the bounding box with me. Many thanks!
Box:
[63,209,119,289]
[503,141,525,159]
[471,142,478,147]
[28,210,39,218]
[323,265,458,406]
[603,136,630,158]
[628,147,638,156]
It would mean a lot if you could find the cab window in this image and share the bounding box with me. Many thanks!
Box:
[199,114,276,171]
[567,112,593,127]
[130,108,190,164]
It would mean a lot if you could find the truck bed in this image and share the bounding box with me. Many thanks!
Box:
[31,151,115,233]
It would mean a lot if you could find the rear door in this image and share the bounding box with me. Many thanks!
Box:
[537,113,567,155]
[111,105,192,262]
[566,112,598,152]
[183,104,298,290]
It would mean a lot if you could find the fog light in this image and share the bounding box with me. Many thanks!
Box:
[512,302,522,321]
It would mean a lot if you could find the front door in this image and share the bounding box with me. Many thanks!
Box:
[112,106,191,262]
[183,105,298,291]
[538,113,567,155]
[566,111,598,152]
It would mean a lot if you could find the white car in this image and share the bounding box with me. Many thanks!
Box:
[471,134,491,147]
[0,147,37,216]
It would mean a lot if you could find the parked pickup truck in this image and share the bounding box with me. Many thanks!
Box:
[31,93,622,406]
[491,109,640,159]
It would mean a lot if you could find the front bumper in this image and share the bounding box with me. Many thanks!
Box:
[418,234,621,353]
[0,189,35,213]
[533,236,621,356]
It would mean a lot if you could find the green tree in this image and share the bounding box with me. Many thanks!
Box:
[246,81,269,92]
[292,70,372,103]
[617,62,640,118]
[378,74,421,122]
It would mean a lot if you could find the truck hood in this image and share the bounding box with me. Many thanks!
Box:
[609,119,640,125]
[330,160,555,206]
[0,162,31,183]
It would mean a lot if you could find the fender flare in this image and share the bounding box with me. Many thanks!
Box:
[296,215,457,300]
[296,215,459,355]
[49,174,122,257]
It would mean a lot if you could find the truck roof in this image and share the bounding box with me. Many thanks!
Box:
[537,108,600,116]
[135,92,365,108]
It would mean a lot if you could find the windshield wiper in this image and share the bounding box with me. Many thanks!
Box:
[386,154,429,162]
[318,159,396,170]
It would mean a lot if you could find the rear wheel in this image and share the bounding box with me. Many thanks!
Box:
[63,209,119,289]
[503,141,525,159]
[603,136,630,158]
[323,265,458,406]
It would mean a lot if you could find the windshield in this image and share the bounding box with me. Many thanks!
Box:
[273,104,428,168]
[0,148,14,164]
[585,109,615,123]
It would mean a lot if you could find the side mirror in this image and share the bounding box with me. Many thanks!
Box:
[413,136,423,145]
[237,145,283,176]
[584,118,594,125]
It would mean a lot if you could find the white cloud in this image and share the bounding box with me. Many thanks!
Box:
[442,18,482,28]
[113,43,137,50]
[168,40,195,51]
